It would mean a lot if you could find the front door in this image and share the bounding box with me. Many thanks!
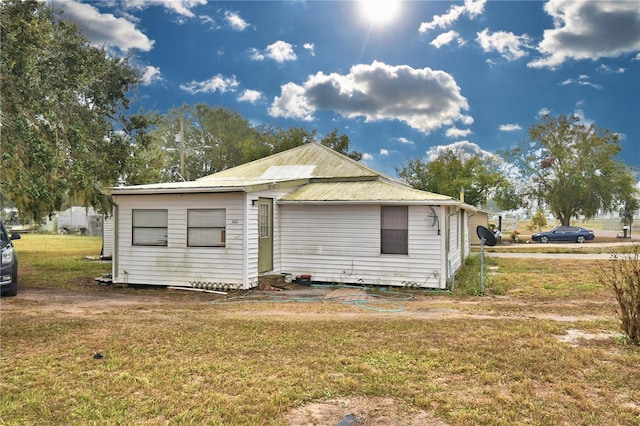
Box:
[258,198,273,273]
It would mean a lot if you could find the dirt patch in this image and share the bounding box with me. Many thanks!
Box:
[557,328,621,346]
[285,396,449,426]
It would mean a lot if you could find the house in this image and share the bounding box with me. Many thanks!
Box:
[108,143,475,290]
[469,208,502,245]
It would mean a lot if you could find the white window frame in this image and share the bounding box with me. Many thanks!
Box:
[132,209,168,246]
[187,209,226,247]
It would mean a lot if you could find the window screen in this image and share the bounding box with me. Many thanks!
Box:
[132,210,168,246]
[188,209,226,247]
[381,206,408,255]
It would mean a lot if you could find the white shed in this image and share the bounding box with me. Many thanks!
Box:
[108,143,475,290]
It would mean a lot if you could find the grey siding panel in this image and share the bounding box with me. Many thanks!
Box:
[113,193,245,288]
[280,205,444,288]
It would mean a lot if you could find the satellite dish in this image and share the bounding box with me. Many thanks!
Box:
[426,206,438,227]
[476,225,497,247]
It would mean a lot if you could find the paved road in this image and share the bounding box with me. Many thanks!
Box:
[482,236,638,259]
[485,251,618,260]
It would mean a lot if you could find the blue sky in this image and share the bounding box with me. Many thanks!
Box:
[55,0,640,177]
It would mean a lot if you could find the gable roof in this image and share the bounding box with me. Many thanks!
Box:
[109,143,472,209]
[110,143,395,195]
[199,142,384,183]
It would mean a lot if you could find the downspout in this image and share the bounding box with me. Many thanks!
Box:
[441,206,449,290]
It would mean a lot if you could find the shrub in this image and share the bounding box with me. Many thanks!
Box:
[529,208,548,232]
[456,255,498,296]
[596,244,640,345]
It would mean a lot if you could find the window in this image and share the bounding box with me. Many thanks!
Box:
[188,209,226,247]
[132,210,168,246]
[381,206,408,254]
[259,203,270,239]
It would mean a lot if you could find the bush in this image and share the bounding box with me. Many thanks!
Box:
[597,244,640,345]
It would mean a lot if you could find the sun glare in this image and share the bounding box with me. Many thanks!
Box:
[360,0,401,26]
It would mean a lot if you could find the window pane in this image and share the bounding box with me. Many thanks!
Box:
[188,209,225,227]
[133,228,167,246]
[259,203,270,238]
[133,210,167,227]
[381,206,408,229]
[381,230,408,254]
[188,228,225,247]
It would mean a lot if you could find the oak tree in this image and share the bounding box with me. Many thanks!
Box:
[1,0,145,221]
[504,115,638,226]
[396,149,519,209]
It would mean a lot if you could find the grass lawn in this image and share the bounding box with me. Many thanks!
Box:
[1,235,639,425]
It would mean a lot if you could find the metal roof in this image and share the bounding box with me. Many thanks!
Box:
[197,142,384,182]
[280,181,462,205]
[110,143,393,195]
[109,143,471,209]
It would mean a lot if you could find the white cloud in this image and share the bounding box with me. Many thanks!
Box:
[57,1,154,52]
[499,124,522,132]
[419,0,486,33]
[224,10,250,31]
[238,89,263,103]
[598,64,626,74]
[380,149,389,156]
[141,66,162,85]
[119,0,206,18]
[446,127,472,138]
[179,74,239,95]
[248,48,265,61]
[560,75,603,90]
[250,41,297,63]
[476,28,532,61]
[362,153,374,161]
[529,0,640,69]
[265,41,297,63]
[303,43,316,56]
[426,141,498,164]
[430,31,464,49]
[199,15,218,30]
[269,82,315,121]
[394,137,414,145]
[537,107,552,118]
[269,61,472,135]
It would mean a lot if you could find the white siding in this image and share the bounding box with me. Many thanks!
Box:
[102,216,114,258]
[447,207,462,278]
[112,193,245,288]
[279,204,444,288]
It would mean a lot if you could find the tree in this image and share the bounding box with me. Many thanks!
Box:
[530,208,548,233]
[396,149,520,209]
[1,0,145,221]
[504,115,638,226]
[148,105,362,182]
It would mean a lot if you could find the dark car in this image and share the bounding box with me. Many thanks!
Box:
[531,226,595,244]
[1,221,20,297]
